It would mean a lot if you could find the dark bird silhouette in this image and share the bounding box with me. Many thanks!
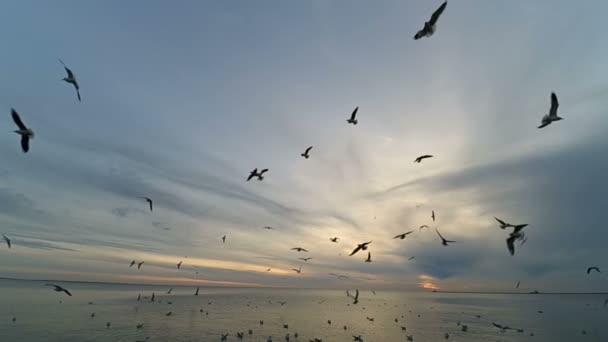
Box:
[299,257,312,262]
[247,168,259,181]
[2,234,11,248]
[165,311,172,316]
[177,261,182,269]
[167,288,173,294]
[291,247,308,252]
[301,146,313,159]
[587,267,601,274]
[151,292,155,302]
[506,224,528,256]
[408,256,415,261]
[538,93,563,129]
[365,252,372,263]
[222,235,226,244]
[330,237,339,243]
[137,261,144,269]
[495,217,527,231]
[353,336,363,342]
[419,225,429,231]
[129,260,135,267]
[435,229,455,246]
[195,287,200,296]
[347,106,359,125]
[516,281,520,289]
[45,283,72,296]
[58,59,81,101]
[263,226,274,230]
[431,210,436,221]
[393,231,414,239]
[414,1,447,40]
[349,241,372,256]
[414,155,434,163]
[292,266,302,274]
[11,109,34,153]
[139,197,153,212]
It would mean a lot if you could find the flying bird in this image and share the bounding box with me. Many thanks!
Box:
[347,289,359,304]
[137,261,144,269]
[365,252,372,263]
[538,93,563,129]
[263,226,274,230]
[177,261,182,269]
[301,146,313,159]
[419,225,429,231]
[431,210,436,221]
[349,241,372,256]
[414,1,447,40]
[247,168,259,181]
[408,256,415,261]
[494,217,528,231]
[167,288,173,294]
[516,281,520,289]
[291,247,308,252]
[330,237,339,242]
[587,267,601,274]
[298,257,312,262]
[435,229,455,246]
[222,235,226,244]
[257,169,269,181]
[195,287,200,296]
[2,234,11,248]
[414,155,434,163]
[506,224,528,256]
[129,260,135,267]
[292,266,302,274]
[393,231,414,240]
[347,107,359,125]
[139,197,153,212]
[353,336,363,342]
[45,283,72,296]
[11,109,34,153]
[58,59,81,101]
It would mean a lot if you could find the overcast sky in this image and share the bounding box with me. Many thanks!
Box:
[0,0,607,292]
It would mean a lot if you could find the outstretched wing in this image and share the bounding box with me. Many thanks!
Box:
[494,217,507,227]
[20,136,30,153]
[506,236,516,256]
[349,245,362,256]
[549,92,559,117]
[429,1,448,26]
[11,109,27,130]
[350,107,359,120]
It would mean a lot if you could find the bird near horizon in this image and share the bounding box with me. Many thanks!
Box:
[222,235,226,244]
[435,229,455,246]
[538,92,563,129]
[11,109,34,153]
[301,146,313,159]
[506,224,528,256]
[349,241,372,256]
[262,226,273,230]
[129,260,135,267]
[346,107,359,125]
[58,58,81,102]
[177,261,182,269]
[393,231,414,239]
[414,1,447,40]
[45,283,72,296]
[138,197,153,212]
[431,210,436,222]
[347,289,359,304]
[2,234,11,249]
[414,155,434,163]
[195,287,199,296]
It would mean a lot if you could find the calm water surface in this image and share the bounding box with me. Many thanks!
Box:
[0,279,606,341]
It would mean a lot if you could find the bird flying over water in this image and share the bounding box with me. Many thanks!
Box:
[11,109,34,153]
[139,197,153,212]
[137,261,144,269]
[45,283,72,296]
[494,217,528,231]
[414,155,434,163]
[195,287,200,296]
[177,261,182,269]
[347,107,359,125]
[353,336,363,342]
[419,225,429,231]
[414,1,447,40]
[291,247,308,252]
[301,146,313,159]
[2,234,11,248]
[435,229,455,246]
[349,241,372,256]
[538,93,563,129]
[167,288,173,294]
[393,231,414,240]
[58,59,81,101]
[299,257,312,261]
[365,252,372,263]
[506,224,528,256]
[587,267,601,274]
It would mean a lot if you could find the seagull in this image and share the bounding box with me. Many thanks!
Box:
[506,225,528,256]
[419,225,429,231]
[301,146,313,159]
[353,336,363,342]
[11,109,34,153]
[408,256,415,261]
[58,59,81,101]
[330,237,339,242]
[538,93,563,129]
[587,267,601,274]
[195,287,200,296]
[2,234,11,248]
[494,217,510,229]
[137,261,144,269]
[494,217,528,231]
[349,241,372,256]
[45,283,72,296]
[298,257,312,261]
[266,268,271,272]
[347,107,359,125]
[291,247,308,252]
[414,155,434,163]
[247,168,259,181]
[139,197,153,212]
[129,260,135,267]
[263,226,274,230]
[435,229,455,246]
[366,317,375,322]
[365,252,372,263]
[292,266,302,274]
[347,289,359,304]
[431,210,436,221]
[151,292,155,302]
[222,235,226,244]
[278,301,287,306]
[393,231,414,240]
[414,1,447,40]
[257,169,269,181]
[177,261,182,269]
[167,288,173,294]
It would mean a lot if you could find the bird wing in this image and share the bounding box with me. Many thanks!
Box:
[305,146,313,154]
[259,168,269,174]
[76,88,81,101]
[512,224,528,234]
[2,234,10,248]
[354,289,359,299]
[247,170,257,181]
[494,217,507,227]
[435,229,445,240]
[506,236,516,255]
[20,136,30,153]
[63,288,73,296]
[393,234,404,239]
[429,1,447,26]
[350,107,359,120]
[11,109,27,130]
[349,245,362,256]
[549,92,559,117]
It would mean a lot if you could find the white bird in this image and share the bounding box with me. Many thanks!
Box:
[11,109,34,153]
[538,93,563,128]
[59,58,81,101]
[347,107,359,125]
[414,1,448,40]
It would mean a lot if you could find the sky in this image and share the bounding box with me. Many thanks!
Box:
[0,0,608,292]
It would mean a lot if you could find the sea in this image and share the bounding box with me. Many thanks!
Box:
[0,279,606,342]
